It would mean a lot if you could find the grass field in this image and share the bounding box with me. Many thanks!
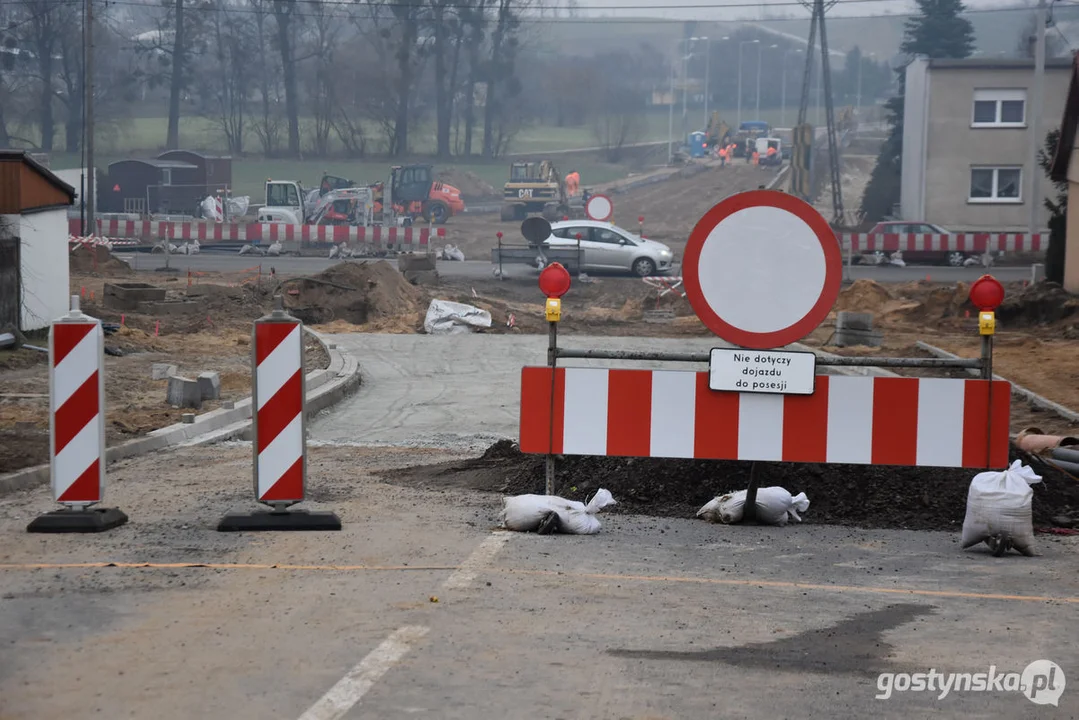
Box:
[43,104,880,200]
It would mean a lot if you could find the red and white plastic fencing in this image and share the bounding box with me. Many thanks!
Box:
[68,235,140,249]
[253,316,306,504]
[68,218,446,250]
[50,300,106,506]
[520,368,1010,469]
[642,276,686,298]
[837,232,1046,254]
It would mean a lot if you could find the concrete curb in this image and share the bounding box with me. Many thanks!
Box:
[915,340,1079,424]
[0,328,362,497]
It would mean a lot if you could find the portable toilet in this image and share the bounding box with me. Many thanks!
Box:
[688,131,707,158]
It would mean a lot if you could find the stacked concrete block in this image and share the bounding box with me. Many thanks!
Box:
[152,363,178,380]
[197,371,221,401]
[834,311,883,348]
[167,376,202,409]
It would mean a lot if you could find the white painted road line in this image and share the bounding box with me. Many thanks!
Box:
[441,532,511,591]
[297,626,429,720]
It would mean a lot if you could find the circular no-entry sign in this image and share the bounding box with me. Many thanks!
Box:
[683,190,841,349]
[585,194,613,222]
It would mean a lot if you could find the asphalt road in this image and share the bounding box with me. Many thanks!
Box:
[119,253,1036,284]
[2,334,1076,718]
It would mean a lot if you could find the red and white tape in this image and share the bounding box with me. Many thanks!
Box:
[642,276,686,298]
[838,232,1046,254]
[253,318,305,503]
[50,307,106,505]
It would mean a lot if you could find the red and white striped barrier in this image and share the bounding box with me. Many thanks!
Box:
[253,313,305,504]
[68,235,140,249]
[642,276,686,298]
[69,218,446,250]
[838,233,1046,254]
[50,300,106,505]
[520,369,1010,469]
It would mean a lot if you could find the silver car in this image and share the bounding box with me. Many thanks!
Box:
[543,220,675,277]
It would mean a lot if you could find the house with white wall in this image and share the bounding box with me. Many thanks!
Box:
[0,151,77,332]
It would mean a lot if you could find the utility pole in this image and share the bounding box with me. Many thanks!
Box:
[755,42,762,119]
[667,60,674,164]
[797,0,844,224]
[1029,0,1046,233]
[84,0,95,236]
[703,37,711,129]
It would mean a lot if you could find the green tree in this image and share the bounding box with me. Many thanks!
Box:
[1038,128,1066,284]
[860,0,975,222]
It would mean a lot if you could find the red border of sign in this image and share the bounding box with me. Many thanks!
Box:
[585,194,614,222]
[683,189,842,349]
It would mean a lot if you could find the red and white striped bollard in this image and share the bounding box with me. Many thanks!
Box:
[217,296,340,531]
[28,295,128,532]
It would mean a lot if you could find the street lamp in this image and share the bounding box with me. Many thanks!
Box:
[668,37,695,164]
[757,43,778,120]
[780,47,803,128]
[856,51,875,113]
[737,39,759,127]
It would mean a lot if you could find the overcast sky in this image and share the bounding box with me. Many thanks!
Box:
[561,0,1037,22]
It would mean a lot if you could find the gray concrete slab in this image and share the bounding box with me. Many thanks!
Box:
[308,335,732,450]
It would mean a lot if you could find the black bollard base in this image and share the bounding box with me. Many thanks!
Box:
[27,507,129,533]
[216,509,341,532]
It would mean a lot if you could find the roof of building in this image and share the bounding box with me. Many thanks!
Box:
[1050,54,1079,182]
[925,57,1074,71]
[0,149,76,214]
[108,158,199,170]
[156,150,232,161]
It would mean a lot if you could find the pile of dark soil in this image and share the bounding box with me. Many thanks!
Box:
[997,281,1079,327]
[0,427,49,474]
[436,169,498,202]
[69,245,134,276]
[386,440,1079,532]
[283,260,424,325]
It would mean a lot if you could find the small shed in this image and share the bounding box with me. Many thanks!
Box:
[156,150,232,194]
[1049,52,1079,293]
[0,150,76,331]
[102,158,201,215]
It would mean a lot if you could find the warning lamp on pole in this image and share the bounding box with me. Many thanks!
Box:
[638,215,645,237]
[539,262,571,323]
[969,275,1004,337]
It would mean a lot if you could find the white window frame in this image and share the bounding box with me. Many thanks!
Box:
[969,166,1023,204]
[971,89,1027,128]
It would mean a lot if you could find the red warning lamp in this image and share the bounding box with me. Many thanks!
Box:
[638,216,644,223]
[538,262,571,299]
[496,231,503,239]
[969,275,1005,311]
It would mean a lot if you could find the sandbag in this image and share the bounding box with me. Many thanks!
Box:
[697,487,810,526]
[423,300,492,335]
[961,460,1042,556]
[501,489,616,535]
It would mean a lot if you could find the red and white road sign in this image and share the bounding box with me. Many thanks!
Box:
[585,194,613,222]
[50,306,106,505]
[520,368,1010,469]
[684,190,842,349]
[253,317,306,504]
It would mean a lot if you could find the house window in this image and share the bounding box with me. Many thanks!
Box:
[971,89,1026,127]
[161,168,172,186]
[969,167,1022,202]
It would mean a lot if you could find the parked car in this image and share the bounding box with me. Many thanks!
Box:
[865,221,990,267]
[543,220,675,277]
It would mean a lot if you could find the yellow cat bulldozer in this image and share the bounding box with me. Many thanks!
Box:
[500,160,586,222]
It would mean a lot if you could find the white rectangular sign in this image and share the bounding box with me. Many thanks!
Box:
[709,348,817,395]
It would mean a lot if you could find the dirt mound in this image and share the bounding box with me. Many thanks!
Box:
[890,282,974,322]
[387,443,1079,532]
[997,281,1079,327]
[834,279,894,314]
[283,260,424,325]
[70,245,134,276]
[437,169,498,202]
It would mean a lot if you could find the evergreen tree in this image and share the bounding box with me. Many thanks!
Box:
[860,0,975,223]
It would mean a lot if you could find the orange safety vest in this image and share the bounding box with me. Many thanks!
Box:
[752,151,760,164]
[767,147,777,156]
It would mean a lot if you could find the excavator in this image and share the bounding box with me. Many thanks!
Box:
[370,164,465,225]
[704,111,731,151]
[500,160,588,222]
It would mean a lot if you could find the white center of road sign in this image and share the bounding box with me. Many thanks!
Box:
[708,348,816,394]
[585,194,612,222]
[683,190,842,350]
[697,205,826,333]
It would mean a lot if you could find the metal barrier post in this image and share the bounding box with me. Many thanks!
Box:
[28,295,128,533]
[546,318,558,496]
[217,295,341,531]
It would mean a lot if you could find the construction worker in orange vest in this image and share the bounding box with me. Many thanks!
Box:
[565,170,580,197]
[719,145,727,167]
[752,149,760,167]
[766,145,778,163]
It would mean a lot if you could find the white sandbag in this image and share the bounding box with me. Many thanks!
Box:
[227,195,250,218]
[200,195,223,222]
[696,487,810,526]
[961,460,1041,556]
[423,299,492,335]
[441,244,465,261]
[501,489,616,535]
